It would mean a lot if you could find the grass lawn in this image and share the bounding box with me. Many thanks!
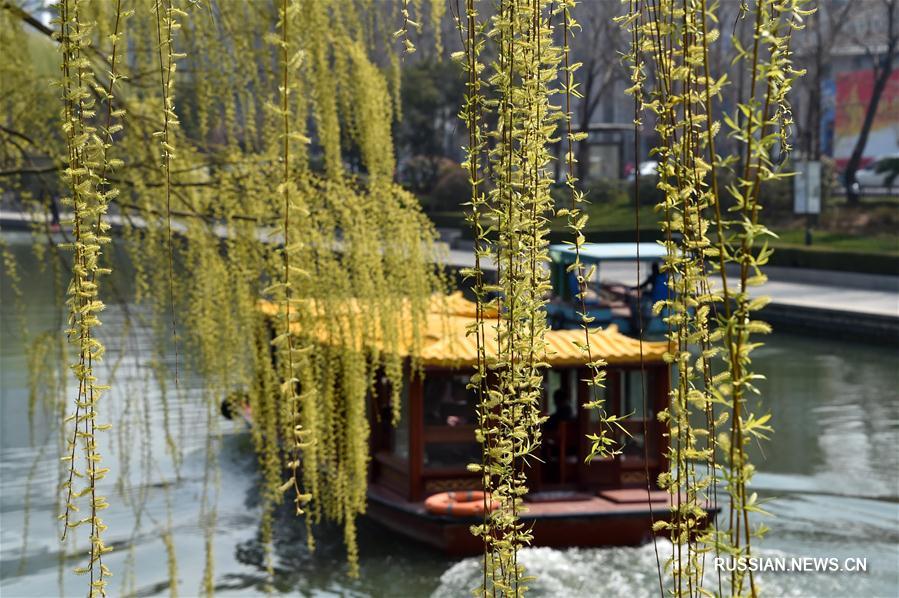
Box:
[770,193,899,255]
[771,229,899,255]
[425,193,898,256]
[576,201,660,234]
[427,201,661,235]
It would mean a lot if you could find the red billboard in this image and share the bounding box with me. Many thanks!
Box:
[833,68,899,168]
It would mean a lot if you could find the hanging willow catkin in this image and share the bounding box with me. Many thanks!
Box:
[457,0,565,594]
[455,0,492,593]
[152,0,182,383]
[5,0,442,593]
[558,0,618,464]
[622,0,811,595]
[54,0,128,593]
[274,0,312,521]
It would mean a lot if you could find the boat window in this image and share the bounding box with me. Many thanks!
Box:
[424,442,480,469]
[619,423,659,463]
[620,369,655,419]
[545,368,578,425]
[545,370,561,413]
[621,431,649,461]
[423,372,476,427]
[422,371,479,469]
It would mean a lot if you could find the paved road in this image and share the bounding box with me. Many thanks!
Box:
[604,261,899,320]
[757,278,897,318]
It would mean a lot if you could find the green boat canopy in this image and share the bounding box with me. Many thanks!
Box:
[548,242,667,264]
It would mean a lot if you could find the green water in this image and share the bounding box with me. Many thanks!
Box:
[1,231,897,597]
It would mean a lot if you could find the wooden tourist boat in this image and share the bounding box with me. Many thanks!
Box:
[258,292,703,556]
[363,293,693,556]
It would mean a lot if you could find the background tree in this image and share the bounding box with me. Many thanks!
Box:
[570,0,628,182]
[793,0,859,160]
[394,58,466,210]
[0,3,64,210]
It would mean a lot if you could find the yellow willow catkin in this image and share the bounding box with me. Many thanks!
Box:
[455,1,492,592]
[272,0,312,568]
[623,0,812,596]
[457,0,564,594]
[8,0,442,589]
[54,0,125,594]
[153,0,183,383]
[558,0,615,464]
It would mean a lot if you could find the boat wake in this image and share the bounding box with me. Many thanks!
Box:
[432,540,893,598]
[433,543,671,597]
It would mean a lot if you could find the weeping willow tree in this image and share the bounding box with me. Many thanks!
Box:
[2,0,811,595]
[454,1,618,594]
[2,0,445,594]
[619,0,811,596]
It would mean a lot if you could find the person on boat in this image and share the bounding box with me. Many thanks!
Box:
[637,261,668,303]
[628,261,668,332]
[566,270,602,305]
[426,375,472,427]
[546,389,574,429]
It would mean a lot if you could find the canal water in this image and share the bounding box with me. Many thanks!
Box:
[1,231,897,597]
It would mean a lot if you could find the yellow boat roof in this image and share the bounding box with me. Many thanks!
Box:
[260,292,667,368]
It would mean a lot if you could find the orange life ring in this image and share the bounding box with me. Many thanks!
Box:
[424,491,498,517]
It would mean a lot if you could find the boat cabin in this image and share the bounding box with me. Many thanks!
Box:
[368,293,671,503]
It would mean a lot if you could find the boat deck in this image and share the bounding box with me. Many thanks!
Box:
[366,485,709,555]
[369,485,682,522]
